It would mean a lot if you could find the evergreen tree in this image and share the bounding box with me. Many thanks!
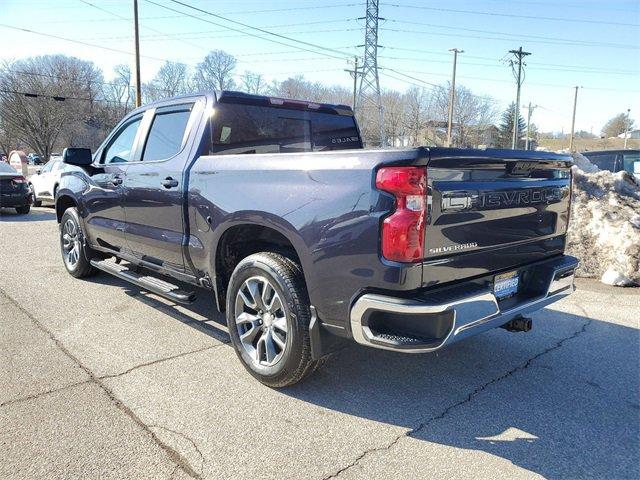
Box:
[497,103,526,148]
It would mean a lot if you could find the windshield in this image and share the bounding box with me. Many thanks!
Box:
[0,162,17,174]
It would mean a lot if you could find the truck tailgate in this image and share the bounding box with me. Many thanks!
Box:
[422,150,572,285]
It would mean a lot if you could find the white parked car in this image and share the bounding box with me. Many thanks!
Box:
[29,158,65,206]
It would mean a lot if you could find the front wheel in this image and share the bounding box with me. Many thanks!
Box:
[15,205,30,214]
[60,207,96,278]
[226,252,318,387]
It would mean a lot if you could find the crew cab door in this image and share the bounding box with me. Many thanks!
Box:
[122,99,203,272]
[83,114,144,252]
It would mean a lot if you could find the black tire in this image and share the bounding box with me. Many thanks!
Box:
[59,207,97,278]
[29,184,42,207]
[226,252,318,387]
[15,205,30,214]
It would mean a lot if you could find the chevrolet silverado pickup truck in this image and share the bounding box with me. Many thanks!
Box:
[55,91,578,387]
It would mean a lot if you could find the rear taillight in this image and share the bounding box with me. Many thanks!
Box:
[376,166,427,262]
[11,176,26,186]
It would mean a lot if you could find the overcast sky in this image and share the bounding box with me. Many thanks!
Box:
[3,0,639,133]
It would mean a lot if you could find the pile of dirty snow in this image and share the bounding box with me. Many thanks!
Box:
[565,152,640,287]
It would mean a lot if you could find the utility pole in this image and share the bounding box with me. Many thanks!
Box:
[624,108,631,149]
[446,48,463,148]
[357,0,385,147]
[133,0,142,107]
[525,102,537,150]
[569,86,580,152]
[508,46,531,149]
[344,57,359,114]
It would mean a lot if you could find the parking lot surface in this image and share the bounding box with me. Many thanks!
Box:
[1,206,638,479]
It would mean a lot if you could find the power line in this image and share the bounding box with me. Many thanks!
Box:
[77,0,208,53]
[0,23,172,63]
[378,67,640,93]
[385,3,640,27]
[81,18,359,42]
[0,88,123,104]
[90,27,362,44]
[379,45,639,74]
[380,27,639,50]
[41,3,365,24]
[384,18,639,50]
[378,55,639,76]
[378,67,439,87]
[5,69,163,91]
[143,0,354,61]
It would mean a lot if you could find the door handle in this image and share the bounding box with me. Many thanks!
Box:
[111,175,123,186]
[161,177,179,189]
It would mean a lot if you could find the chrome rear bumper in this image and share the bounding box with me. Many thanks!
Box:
[349,255,578,353]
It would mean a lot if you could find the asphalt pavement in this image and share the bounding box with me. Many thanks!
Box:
[1,206,638,479]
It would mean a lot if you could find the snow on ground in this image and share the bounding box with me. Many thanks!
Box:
[566,153,640,287]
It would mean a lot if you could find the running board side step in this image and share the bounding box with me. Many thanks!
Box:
[90,259,196,304]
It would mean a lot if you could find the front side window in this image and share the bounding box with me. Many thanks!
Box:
[103,117,142,164]
[622,152,640,175]
[142,104,193,161]
[206,103,360,155]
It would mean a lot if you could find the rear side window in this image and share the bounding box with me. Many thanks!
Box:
[206,103,361,155]
[0,162,15,173]
[586,153,617,172]
[142,104,193,161]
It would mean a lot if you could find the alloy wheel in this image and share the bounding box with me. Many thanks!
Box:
[234,276,288,367]
[62,218,81,269]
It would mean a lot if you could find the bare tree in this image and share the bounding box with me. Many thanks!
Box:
[431,82,498,147]
[145,61,191,102]
[381,90,407,146]
[193,50,236,91]
[602,113,634,138]
[0,55,103,159]
[270,76,351,105]
[240,71,267,95]
[403,86,431,146]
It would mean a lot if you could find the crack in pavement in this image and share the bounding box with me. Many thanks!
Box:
[0,287,204,480]
[322,317,594,480]
[98,342,229,380]
[151,424,207,478]
[0,380,93,408]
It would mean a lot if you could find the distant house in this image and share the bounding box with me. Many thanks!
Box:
[618,129,640,140]
[468,125,500,148]
[397,122,500,148]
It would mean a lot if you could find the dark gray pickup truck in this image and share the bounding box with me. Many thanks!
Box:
[56,91,578,386]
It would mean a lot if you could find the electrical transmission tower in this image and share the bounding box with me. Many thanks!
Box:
[357,0,385,146]
[507,46,531,149]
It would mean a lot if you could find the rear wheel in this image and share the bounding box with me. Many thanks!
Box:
[29,184,41,207]
[60,207,96,278]
[15,205,30,214]
[226,252,317,387]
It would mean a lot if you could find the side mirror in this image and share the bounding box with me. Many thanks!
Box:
[63,147,93,166]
